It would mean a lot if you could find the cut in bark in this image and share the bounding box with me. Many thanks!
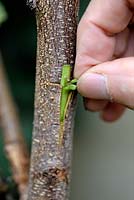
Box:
[27,0,79,199]
[0,54,29,200]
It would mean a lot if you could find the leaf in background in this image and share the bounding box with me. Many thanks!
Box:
[0,2,7,25]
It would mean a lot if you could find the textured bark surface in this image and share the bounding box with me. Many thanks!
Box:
[27,0,79,199]
[0,55,29,200]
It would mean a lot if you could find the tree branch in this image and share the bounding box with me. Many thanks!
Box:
[0,54,29,199]
[27,0,79,199]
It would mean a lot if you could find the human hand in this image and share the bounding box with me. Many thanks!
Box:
[75,0,134,122]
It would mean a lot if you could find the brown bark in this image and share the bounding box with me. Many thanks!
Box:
[0,54,29,199]
[27,0,79,199]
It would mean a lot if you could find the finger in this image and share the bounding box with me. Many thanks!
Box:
[114,28,130,58]
[122,28,134,57]
[82,0,132,33]
[83,27,134,113]
[75,0,133,78]
[84,98,108,111]
[100,102,126,122]
[82,26,130,113]
[77,57,134,109]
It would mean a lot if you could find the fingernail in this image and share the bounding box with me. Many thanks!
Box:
[77,73,109,100]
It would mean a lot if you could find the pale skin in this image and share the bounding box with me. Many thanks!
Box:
[74,0,134,122]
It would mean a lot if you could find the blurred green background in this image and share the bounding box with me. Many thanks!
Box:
[0,0,134,200]
[0,0,36,178]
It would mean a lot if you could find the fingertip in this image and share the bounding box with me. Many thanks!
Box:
[77,72,109,100]
[100,102,125,122]
[74,55,92,79]
[84,98,108,112]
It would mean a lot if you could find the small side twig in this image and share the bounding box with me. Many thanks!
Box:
[0,53,29,199]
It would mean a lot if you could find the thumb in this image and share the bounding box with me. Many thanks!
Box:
[77,57,134,109]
